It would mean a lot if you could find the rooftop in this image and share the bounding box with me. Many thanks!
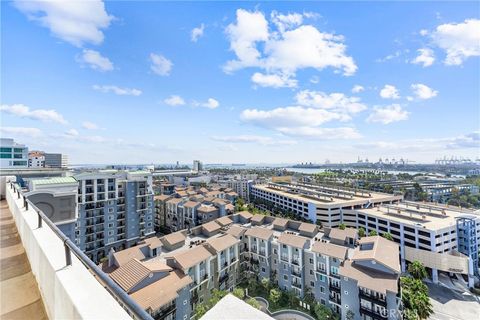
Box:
[201,294,274,320]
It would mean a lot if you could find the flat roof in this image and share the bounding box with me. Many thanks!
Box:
[31,176,77,187]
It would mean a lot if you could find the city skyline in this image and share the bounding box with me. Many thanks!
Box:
[1,1,479,164]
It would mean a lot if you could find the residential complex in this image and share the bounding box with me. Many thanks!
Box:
[251,182,480,286]
[0,138,28,168]
[103,212,402,320]
[28,151,45,167]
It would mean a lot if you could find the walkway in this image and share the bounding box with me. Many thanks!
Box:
[0,200,48,319]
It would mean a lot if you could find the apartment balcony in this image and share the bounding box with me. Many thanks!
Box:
[329,283,341,293]
[329,294,341,304]
[359,290,387,307]
[359,306,388,320]
[291,281,302,289]
[292,258,300,266]
[292,270,302,278]
[5,182,151,320]
[219,273,229,283]
[316,266,326,274]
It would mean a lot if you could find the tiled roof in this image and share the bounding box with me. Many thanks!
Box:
[207,234,239,252]
[225,225,247,238]
[340,261,399,294]
[216,216,233,227]
[110,259,151,292]
[170,245,213,269]
[237,211,253,220]
[113,247,146,266]
[202,221,221,233]
[311,242,348,260]
[245,227,274,240]
[298,223,317,234]
[273,217,289,228]
[329,228,357,242]
[251,214,266,223]
[353,236,400,273]
[277,233,309,248]
[161,232,186,246]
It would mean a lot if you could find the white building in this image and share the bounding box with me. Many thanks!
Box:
[28,151,45,168]
[0,138,28,168]
[193,160,203,172]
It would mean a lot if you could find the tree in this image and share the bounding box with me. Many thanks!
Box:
[233,287,244,299]
[246,297,261,310]
[408,260,428,280]
[358,227,366,238]
[261,277,270,293]
[381,232,393,241]
[346,310,355,320]
[269,288,281,305]
[338,223,346,230]
[314,303,334,320]
[401,277,433,320]
[368,230,378,236]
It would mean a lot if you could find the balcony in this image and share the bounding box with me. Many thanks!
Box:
[219,273,229,283]
[329,294,341,304]
[329,283,341,292]
[359,290,387,307]
[291,281,302,289]
[292,270,302,277]
[359,306,388,320]
[6,183,150,320]
[292,258,300,266]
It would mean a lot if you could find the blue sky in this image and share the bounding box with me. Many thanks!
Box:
[1,1,479,164]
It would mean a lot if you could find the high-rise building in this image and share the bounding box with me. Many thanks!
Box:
[28,151,45,168]
[44,153,68,168]
[193,160,203,172]
[0,138,28,168]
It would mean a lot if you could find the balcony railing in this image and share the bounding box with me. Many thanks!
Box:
[291,281,302,289]
[8,182,152,320]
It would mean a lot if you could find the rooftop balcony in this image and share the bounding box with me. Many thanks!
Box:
[4,182,152,320]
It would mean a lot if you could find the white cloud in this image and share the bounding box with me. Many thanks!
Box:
[251,72,297,88]
[164,95,186,106]
[310,76,319,84]
[224,9,356,86]
[430,19,480,65]
[191,23,205,42]
[0,103,67,124]
[150,53,173,76]
[411,83,438,100]
[379,85,400,99]
[78,49,113,71]
[0,126,43,138]
[351,85,364,93]
[376,50,401,63]
[367,104,409,124]
[447,131,480,149]
[82,121,99,130]
[411,48,435,67]
[295,90,367,114]
[93,85,142,96]
[275,126,361,139]
[197,98,219,109]
[211,135,296,146]
[65,129,79,137]
[13,0,113,47]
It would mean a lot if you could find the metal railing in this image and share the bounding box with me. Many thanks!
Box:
[9,182,153,320]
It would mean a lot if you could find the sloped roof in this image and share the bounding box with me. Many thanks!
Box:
[161,232,186,247]
[298,223,317,234]
[273,217,289,228]
[109,259,151,292]
[311,242,348,260]
[207,234,239,252]
[340,261,399,294]
[245,227,274,240]
[216,216,233,227]
[202,221,221,233]
[277,233,309,248]
[353,236,400,273]
[329,228,357,242]
[170,245,213,269]
[237,211,253,220]
[251,214,266,223]
[113,246,146,266]
[225,225,247,238]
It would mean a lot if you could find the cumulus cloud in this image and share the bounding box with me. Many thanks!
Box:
[0,126,43,138]
[150,53,173,76]
[194,98,220,109]
[351,85,364,93]
[65,128,79,137]
[367,104,409,124]
[78,49,113,71]
[191,23,205,42]
[411,83,438,100]
[251,72,298,88]
[275,126,361,139]
[295,90,367,114]
[0,104,67,124]
[164,95,186,106]
[211,135,296,146]
[411,48,435,67]
[379,85,400,99]
[224,9,356,86]
[93,85,142,96]
[430,19,480,65]
[447,131,480,149]
[82,121,99,130]
[13,0,113,47]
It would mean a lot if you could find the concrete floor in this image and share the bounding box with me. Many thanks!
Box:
[0,200,48,320]
[428,282,480,320]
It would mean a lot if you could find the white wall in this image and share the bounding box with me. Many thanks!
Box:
[6,184,131,320]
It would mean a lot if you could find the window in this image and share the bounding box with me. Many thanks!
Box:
[283,275,288,280]
[320,286,325,293]
[108,215,114,221]
[108,223,114,228]
[310,281,315,287]
[310,270,313,275]
[108,208,114,213]
[309,258,313,264]
[262,267,266,272]
[274,249,278,254]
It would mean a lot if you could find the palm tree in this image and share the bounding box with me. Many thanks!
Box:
[408,260,428,280]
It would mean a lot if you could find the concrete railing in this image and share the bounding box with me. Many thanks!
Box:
[5,183,136,320]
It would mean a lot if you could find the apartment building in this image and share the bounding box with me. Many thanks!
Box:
[105,212,401,320]
[28,151,45,167]
[251,182,402,226]
[75,170,155,262]
[346,201,480,286]
[218,178,254,200]
[0,138,28,168]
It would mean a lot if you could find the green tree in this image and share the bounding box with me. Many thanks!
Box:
[381,232,393,241]
[401,277,433,320]
[194,303,209,318]
[358,227,366,238]
[338,223,346,230]
[269,288,281,305]
[233,287,244,299]
[261,277,270,292]
[246,297,261,310]
[408,260,428,280]
[368,230,378,236]
[314,303,334,320]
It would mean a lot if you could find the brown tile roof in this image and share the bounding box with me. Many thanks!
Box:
[166,198,183,205]
[225,225,247,238]
[130,270,193,311]
[113,246,146,266]
[198,205,218,213]
[311,242,348,260]
[202,221,221,233]
[161,232,186,247]
[273,217,289,228]
[329,228,357,242]
[142,260,172,272]
[225,204,235,211]
[213,198,228,205]
[340,261,399,294]
[170,245,213,269]
[216,216,233,227]
[299,223,317,234]
[199,187,209,193]
[277,233,309,248]
[176,191,188,197]
[251,214,266,223]
[207,234,239,252]
[109,259,151,292]
[154,194,171,201]
[245,227,274,240]
[353,236,400,273]
[237,211,253,220]
[226,191,238,196]
[183,201,200,208]
[143,237,162,249]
